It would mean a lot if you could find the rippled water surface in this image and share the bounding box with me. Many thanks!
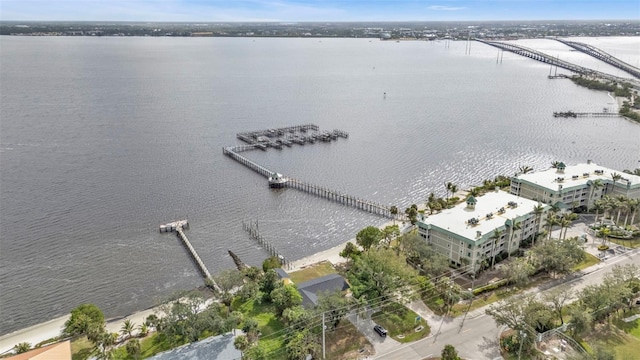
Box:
[1,36,639,335]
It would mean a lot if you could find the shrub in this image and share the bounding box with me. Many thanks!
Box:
[472,279,509,296]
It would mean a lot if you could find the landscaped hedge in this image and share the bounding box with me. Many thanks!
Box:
[472,279,509,296]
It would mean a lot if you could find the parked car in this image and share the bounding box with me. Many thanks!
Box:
[373,324,387,337]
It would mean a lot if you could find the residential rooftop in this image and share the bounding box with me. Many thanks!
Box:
[420,190,545,241]
[514,162,640,191]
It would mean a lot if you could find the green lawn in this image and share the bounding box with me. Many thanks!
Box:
[288,261,337,284]
[234,298,286,359]
[573,252,600,271]
[371,302,430,343]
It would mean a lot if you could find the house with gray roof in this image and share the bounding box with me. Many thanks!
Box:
[148,332,241,360]
[296,273,350,307]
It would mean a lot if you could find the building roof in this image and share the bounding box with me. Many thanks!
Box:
[275,268,290,279]
[297,274,350,307]
[7,341,71,360]
[513,162,640,192]
[148,333,240,360]
[418,190,546,242]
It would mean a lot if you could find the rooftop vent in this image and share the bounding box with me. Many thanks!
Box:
[572,175,579,180]
[508,201,518,208]
[498,207,506,214]
[476,231,482,238]
[486,213,493,219]
[595,170,604,175]
[468,218,479,226]
[556,177,564,182]
[583,173,589,177]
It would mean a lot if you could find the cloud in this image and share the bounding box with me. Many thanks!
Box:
[428,5,467,11]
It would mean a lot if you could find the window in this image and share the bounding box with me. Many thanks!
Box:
[467,252,471,257]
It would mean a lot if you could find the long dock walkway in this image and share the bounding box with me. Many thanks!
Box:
[223,125,399,220]
[554,38,640,79]
[223,146,272,178]
[287,178,395,218]
[553,111,621,118]
[160,220,221,292]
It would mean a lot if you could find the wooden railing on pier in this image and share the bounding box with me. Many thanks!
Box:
[286,178,396,219]
[553,111,621,118]
[223,146,272,178]
[160,220,221,292]
[224,124,398,220]
[242,220,290,269]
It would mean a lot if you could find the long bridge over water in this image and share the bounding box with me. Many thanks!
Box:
[476,39,640,89]
[553,38,640,80]
[223,125,399,220]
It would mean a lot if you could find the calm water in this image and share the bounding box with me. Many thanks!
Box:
[1,36,639,335]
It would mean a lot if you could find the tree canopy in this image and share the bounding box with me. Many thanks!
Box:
[356,226,382,251]
[63,303,105,338]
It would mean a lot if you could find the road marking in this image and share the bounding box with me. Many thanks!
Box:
[463,328,472,333]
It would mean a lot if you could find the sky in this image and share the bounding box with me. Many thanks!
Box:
[1,0,639,22]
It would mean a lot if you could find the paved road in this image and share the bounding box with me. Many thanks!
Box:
[373,248,639,360]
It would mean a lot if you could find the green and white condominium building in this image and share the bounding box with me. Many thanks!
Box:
[416,190,549,269]
[510,160,640,211]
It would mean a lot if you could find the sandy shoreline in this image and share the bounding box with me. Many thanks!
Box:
[0,212,417,354]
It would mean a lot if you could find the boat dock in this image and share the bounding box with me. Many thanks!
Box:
[160,220,220,292]
[553,111,620,118]
[223,125,400,220]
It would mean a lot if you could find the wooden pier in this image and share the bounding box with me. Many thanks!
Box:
[223,146,273,178]
[160,220,220,292]
[286,178,396,219]
[553,111,620,118]
[242,220,290,269]
[223,124,398,220]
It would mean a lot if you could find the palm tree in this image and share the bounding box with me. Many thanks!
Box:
[615,196,627,224]
[588,179,604,211]
[518,165,534,174]
[121,319,135,340]
[389,206,398,224]
[551,161,561,169]
[445,182,453,200]
[450,184,458,200]
[602,195,615,222]
[593,199,604,224]
[546,212,557,240]
[138,323,148,337]
[490,229,504,269]
[468,187,481,197]
[627,198,639,226]
[559,213,578,240]
[611,172,622,194]
[532,203,545,246]
[507,220,521,258]
[598,227,610,246]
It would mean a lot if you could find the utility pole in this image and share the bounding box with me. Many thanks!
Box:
[458,274,476,333]
[322,312,326,359]
[434,282,451,343]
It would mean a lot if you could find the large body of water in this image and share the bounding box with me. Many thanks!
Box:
[1,36,639,335]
